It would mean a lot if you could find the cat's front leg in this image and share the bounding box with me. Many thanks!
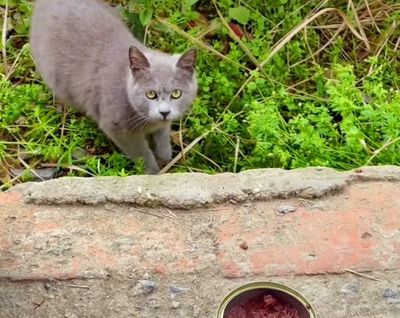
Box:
[106,129,160,174]
[153,125,172,163]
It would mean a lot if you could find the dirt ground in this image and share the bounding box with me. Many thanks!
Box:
[1,270,400,317]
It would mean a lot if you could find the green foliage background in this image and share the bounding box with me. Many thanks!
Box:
[1,0,400,187]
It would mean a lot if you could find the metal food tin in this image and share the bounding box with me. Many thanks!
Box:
[217,281,317,318]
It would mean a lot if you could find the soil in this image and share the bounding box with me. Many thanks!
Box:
[1,270,400,318]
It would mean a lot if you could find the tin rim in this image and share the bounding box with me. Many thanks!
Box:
[217,281,317,318]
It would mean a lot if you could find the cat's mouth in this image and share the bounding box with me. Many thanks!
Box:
[149,110,178,122]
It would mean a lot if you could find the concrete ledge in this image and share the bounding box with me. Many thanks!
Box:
[8,166,400,209]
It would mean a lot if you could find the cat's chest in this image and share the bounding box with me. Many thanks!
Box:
[144,122,169,134]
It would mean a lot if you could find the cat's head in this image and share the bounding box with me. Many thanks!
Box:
[127,46,197,122]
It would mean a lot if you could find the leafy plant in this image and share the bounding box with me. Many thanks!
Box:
[1,0,400,189]
[229,6,250,25]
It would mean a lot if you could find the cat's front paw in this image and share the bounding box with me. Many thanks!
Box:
[155,144,172,163]
[146,163,160,175]
[143,153,161,175]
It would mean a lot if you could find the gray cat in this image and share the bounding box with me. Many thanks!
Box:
[30,0,197,174]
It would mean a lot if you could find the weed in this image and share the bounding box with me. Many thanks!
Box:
[1,0,399,188]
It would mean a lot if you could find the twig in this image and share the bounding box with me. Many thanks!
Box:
[159,130,210,174]
[303,27,317,65]
[298,198,315,207]
[195,24,218,41]
[214,127,247,158]
[290,24,345,69]
[269,0,328,35]
[159,111,244,174]
[218,7,365,118]
[59,106,69,141]
[144,23,150,46]
[348,0,371,51]
[1,0,9,74]
[40,163,96,177]
[212,0,266,77]
[165,208,178,219]
[367,20,397,77]
[17,155,45,182]
[345,269,380,281]
[394,35,400,52]
[156,18,253,73]
[66,284,90,289]
[33,299,45,310]
[131,208,175,219]
[363,0,380,33]
[233,136,240,173]
[5,44,26,81]
[191,147,223,172]
[0,173,22,191]
[179,118,185,161]
[196,207,231,213]
[365,136,400,166]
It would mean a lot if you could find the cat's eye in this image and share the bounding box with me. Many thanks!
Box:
[171,89,182,99]
[145,90,158,100]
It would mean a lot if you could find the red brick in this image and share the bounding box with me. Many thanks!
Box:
[216,182,400,277]
[0,192,22,205]
[0,181,399,281]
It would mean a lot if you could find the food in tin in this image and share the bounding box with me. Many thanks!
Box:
[224,293,300,318]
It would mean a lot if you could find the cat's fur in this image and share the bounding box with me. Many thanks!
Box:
[30,0,197,174]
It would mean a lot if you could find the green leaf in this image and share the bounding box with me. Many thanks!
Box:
[139,8,153,26]
[229,6,250,25]
[183,0,199,10]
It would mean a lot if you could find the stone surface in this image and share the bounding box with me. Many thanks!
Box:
[384,288,400,299]
[341,281,360,294]
[133,280,156,295]
[171,301,180,309]
[276,204,296,214]
[8,166,400,208]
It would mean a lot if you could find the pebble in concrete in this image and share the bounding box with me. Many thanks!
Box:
[170,286,190,295]
[133,280,156,295]
[340,282,360,294]
[383,288,400,299]
[171,301,180,309]
[276,204,296,214]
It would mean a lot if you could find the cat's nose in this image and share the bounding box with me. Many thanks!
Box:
[159,111,170,120]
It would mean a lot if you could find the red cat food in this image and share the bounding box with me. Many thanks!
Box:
[224,293,300,318]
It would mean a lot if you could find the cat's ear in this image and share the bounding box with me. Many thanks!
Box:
[129,46,150,72]
[176,48,197,74]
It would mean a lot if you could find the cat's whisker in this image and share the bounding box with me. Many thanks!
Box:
[129,116,150,132]
[127,113,143,123]
[128,114,144,125]
[129,120,143,132]
[139,118,150,131]
[128,117,141,127]
[138,117,151,131]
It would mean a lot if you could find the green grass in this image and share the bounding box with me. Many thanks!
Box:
[1,0,400,188]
